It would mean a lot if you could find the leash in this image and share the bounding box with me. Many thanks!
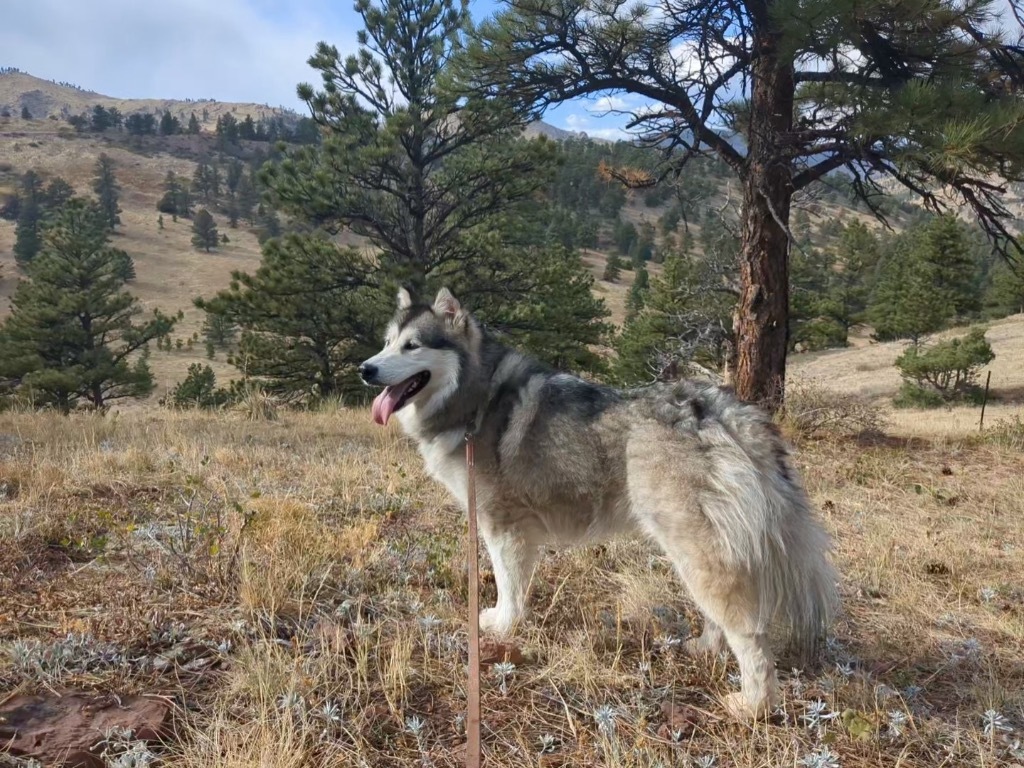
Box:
[464,430,481,768]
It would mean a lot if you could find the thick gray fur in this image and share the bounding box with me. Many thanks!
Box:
[360,287,839,719]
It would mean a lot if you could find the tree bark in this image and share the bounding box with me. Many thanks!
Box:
[733,30,794,413]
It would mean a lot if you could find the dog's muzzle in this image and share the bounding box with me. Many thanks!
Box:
[358,362,378,385]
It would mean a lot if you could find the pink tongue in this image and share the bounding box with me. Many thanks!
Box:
[371,380,414,425]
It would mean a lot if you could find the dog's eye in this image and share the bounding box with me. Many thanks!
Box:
[403,341,420,351]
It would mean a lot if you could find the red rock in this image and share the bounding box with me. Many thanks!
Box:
[657,700,701,741]
[0,691,171,767]
[479,638,525,667]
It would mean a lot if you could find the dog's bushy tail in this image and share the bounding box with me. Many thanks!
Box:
[696,389,839,662]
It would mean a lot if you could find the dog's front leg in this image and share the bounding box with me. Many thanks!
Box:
[479,527,538,636]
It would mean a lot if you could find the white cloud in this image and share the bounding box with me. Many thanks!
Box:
[554,111,629,141]
[563,113,589,129]
[581,126,630,141]
[589,95,632,114]
[0,0,354,110]
[669,39,738,81]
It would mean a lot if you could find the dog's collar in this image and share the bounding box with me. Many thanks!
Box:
[465,409,483,442]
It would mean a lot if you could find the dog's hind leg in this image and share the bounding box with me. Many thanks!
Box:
[479,524,540,636]
[627,430,780,720]
[668,542,780,719]
[684,617,725,657]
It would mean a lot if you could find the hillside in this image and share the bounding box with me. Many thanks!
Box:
[0,129,267,394]
[789,313,1024,437]
[2,68,1024,768]
[1,70,1023,416]
[0,70,296,132]
[0,72,646,398]
[1,389,1022,767]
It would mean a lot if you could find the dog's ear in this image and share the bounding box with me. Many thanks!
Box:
[396,287,413,310]
[433,287,460,316]
[433,287,468,330]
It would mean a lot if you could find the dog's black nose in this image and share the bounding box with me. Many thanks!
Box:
[359,363,377,383]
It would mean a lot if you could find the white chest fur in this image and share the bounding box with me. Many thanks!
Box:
[415,427,469,509]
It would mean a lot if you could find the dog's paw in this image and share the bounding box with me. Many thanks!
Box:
[722,692,773,722]
[683,634,724,658]
[479,607,514,636]
[722,692,756,721]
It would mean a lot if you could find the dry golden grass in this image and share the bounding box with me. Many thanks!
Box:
[2,91,1023,764]
[1,403,1022,767]
[790,314,1024,439]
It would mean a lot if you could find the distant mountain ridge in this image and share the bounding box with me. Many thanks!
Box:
[0,69,582,141]
[0,70,301,129]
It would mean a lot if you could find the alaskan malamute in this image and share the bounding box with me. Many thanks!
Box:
[360,287,838,719]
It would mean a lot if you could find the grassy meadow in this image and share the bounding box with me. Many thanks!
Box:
[1,388,1022,766]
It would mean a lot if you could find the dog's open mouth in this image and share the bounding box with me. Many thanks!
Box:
[371,371,431,425]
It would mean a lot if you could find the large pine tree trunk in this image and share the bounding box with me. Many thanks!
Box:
[733,30,794,412]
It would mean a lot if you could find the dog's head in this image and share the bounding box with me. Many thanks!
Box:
[360,287,478,425]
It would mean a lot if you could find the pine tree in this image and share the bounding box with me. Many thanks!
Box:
[471,0,1024,408]
[831,220,882,329]
[187,112,201,135]
[44,178,74,210]
[631,222,656,266]
[20,106,31,120]
[13,171,44,267]
[625,264,650,321]
[869,215,981,344]
[192,161,220,202]
[92,154,122,230]
[226,200,239,228]
[124,113,157,136]
[157,171,191,221]
[262,0,559,295]
[191,209,219,252]
[921,215,980,319]
[195,234,380,400]
[984,260,1024,318]
[660,206,681,236]
[250,0,608,380]
[170,363,228,409]
[868,232,948,345]
[224,159,243,194]
[255,205,282,244]
[455,235,610,372]
[110,250,136,282]
[215,114,239,147]
[159,110,180,136]
[614,220,638,255]
[614,253,733,384]
[603,253,623,282]
[0,199,174,411]
[91,105,113,132]
[201,311,237,349]
[239,115,257,141]
[237,169,260,226]
[789,247,849,350]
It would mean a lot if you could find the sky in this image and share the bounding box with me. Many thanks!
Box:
[0,0,630,138]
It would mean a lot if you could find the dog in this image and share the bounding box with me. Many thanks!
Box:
[359,286,838,719]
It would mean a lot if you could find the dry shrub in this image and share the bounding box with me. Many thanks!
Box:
[982,414,1024,450]
[233,385,278,421]
[782,378,886,437]
[238,499,380,617]
[166,702,339,768]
